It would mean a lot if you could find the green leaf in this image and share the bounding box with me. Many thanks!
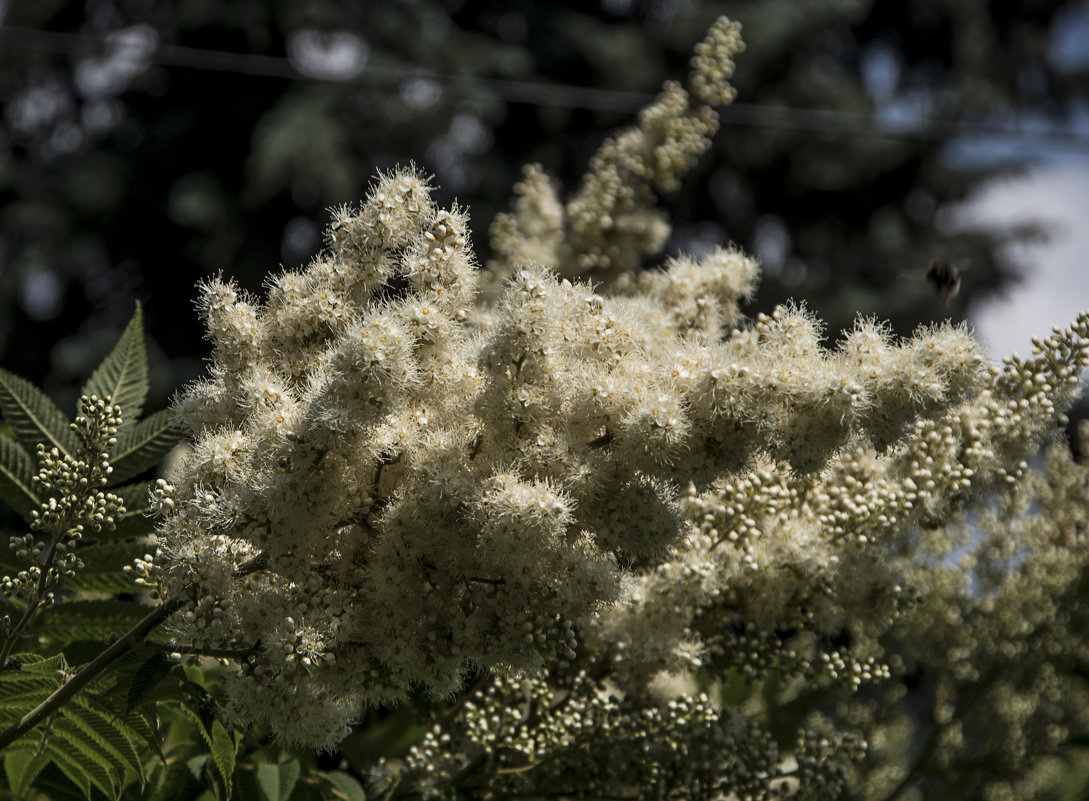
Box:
[4,749,52,800]
[0,672,60,710]
[81,302,149,425]
[144,750,200,801]
[61,569,141,596]
[0,656,66,730]
[314,770,367,801]
[15,652,69,670]
[28,761,91,801]
[10,652,69,673]
[209,720,238,800]
[0,433,40,520]
[0,650,162,798]
[35,599,151,642]
[74,536,149,571]
[256,758,300,801]
[35,726,103,793]
[0,660,49,682]
[176,704,215,751]
[186,753,211,784]
[144,751,203,801]
[57,703,137,796]
[69,695,145,779]
[47,740,100,800]
[0,674,56,700]
[0,366,78,458]
[176,678,220,736]
[110,410,183,485]
[0,691,61,718]
[126,654,176,716]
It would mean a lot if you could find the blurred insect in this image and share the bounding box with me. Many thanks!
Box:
[926,259,961,304]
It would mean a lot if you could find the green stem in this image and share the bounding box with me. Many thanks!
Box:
[0,536,62,667]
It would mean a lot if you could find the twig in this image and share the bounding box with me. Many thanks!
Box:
[0,595,184,751]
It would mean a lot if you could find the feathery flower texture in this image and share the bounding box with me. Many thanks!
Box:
[149,16,1089,796]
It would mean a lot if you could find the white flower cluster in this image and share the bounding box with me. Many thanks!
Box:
[150,19,1089,782]
[153,154,1089,754]
[489,18,745,287]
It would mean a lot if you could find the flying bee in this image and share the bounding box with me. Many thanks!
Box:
[926,259,961,304]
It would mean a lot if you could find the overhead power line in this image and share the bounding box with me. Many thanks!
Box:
[2,25,1088,149]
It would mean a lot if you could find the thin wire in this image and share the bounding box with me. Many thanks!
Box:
[2,25,1088,148]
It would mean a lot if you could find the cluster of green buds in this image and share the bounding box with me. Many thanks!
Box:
[2,395,125,608]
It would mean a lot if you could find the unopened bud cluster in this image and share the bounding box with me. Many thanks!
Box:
[31,395,122,535]
[2,396,124,608]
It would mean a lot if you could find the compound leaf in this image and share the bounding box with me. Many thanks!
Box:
[0,367,78,459]
[81,302,149,425]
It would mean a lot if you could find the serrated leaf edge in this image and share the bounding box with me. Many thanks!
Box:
[81,302,149,425]
[0,367,78,458]
[209,720,237,800]
[0,435,40,520]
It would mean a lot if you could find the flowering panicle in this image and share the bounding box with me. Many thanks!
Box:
[488,17,746,288]
[149,15,1089,798]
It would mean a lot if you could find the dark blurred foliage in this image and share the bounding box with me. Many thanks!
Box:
[1,0,1087,412]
